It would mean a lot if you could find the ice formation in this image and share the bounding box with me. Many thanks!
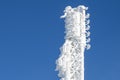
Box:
[56,5,90,80]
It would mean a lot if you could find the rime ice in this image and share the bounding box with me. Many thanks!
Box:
[56,5,90,80]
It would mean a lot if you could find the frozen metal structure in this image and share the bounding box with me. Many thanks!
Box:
[56,5,90,80]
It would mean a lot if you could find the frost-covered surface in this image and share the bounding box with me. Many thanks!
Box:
[56,5,90,80]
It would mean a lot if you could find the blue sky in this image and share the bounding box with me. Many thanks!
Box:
[0,0,120,80]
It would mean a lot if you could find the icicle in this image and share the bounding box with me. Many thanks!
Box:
[86,19,90,25]
[86,44,91,50]
[86,13,90,18]
[61,13,67,18]
[86,25,90,31]
[86,38,91,43]
[86,31,91,37]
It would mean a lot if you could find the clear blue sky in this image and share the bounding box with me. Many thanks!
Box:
[0,0,120,80]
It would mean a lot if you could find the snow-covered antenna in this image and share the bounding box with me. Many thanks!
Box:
[56,5,90,80]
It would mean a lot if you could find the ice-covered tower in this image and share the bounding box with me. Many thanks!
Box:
[56,5,90,80]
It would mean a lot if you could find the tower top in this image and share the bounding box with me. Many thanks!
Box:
[61,5,88,18]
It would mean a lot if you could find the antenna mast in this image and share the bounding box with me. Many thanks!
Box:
[56,5,90,80]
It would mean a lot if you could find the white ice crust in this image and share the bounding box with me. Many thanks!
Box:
[56,5,90,80]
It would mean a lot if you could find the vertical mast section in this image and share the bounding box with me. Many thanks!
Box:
[56,5,90,80]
